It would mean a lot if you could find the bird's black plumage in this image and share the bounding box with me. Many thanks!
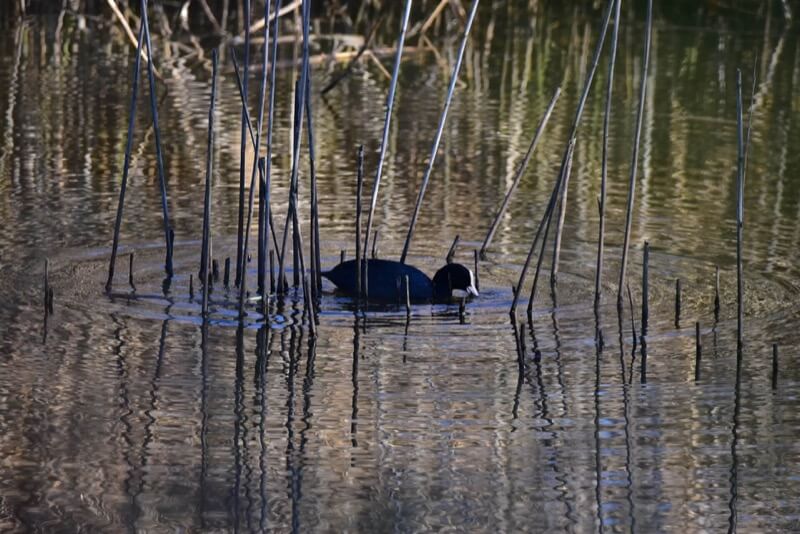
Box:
[322,259,478,302]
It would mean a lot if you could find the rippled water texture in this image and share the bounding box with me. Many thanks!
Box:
[1,1,800,532]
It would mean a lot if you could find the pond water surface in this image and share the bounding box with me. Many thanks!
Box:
[1,2,800,532]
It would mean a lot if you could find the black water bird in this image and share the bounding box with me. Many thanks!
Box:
[322,259,479,302]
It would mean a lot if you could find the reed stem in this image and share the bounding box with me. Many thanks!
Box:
[772,344,778,389]
[529,142,577,315]
[480,87,561,259]
[641,241,649,336]
[363,0,413,268]
[551,0,616,286]
[129,252,136,290]
[675,278,681,328]
[399,0,479,264]
[235,0,251,287]
[735,69,745,351]
[201,48,219,317]
[356,145,365,300]
[695,321,702,381]
[106,19,144,293]
[278,0,312,292]
[509,140,573,317]
[617,0,653,307]
[446,235,460,264]
[141,0,173,276]
[595,0,623,307]
[473,249,480,292]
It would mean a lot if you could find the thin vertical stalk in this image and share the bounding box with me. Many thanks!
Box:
[142,0,173,276]
[595,0,622,307]
[617,0,653,306]
[261,0,283,291]
[736,69,745,351]
[641,241,649,336]
[529,142,577,315]
[355,146,365,300]
[363,0,413,265]
[305,73,321,296]
[695,322,702,381]
[235,0,252,287]
[399,0,480,264]
[236,0,272,316]
[480,86,561,258]
[201,49,219,317]
[551,0,616,285]
[278,0,312,292]
[106,20,145,293]
[509,140,573,316]
[771,344,778,389]
[259,157,270,318]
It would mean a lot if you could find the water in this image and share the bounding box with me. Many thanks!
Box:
[1,2,800,531]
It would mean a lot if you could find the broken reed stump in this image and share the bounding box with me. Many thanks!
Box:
[617,0,653,308]
[141,0,173,276]
[356,145,365,300]
[479,86,561,259]
[43,259,50,315]
[371,230,379,259]
[189,274,194,299]
[459,297,466,324]
[642,241,650,336]
[695,321,702,381]
[675,279,681,328]
[735,69,745,352]
[201,48,219,317]
[404,274,411,316]
[224,257,231,287]
[363,0,412,269]
[340,250,346,264]
[212,259,219,282]
[446,235,460,264]
[551,0,616,286]
[399,0,480,265]
[595,0,623,308]
[106,19,145,293]
[129,252,136,290]
[473,250,480,292]
[714,266,721,321]
[772,344,778,389]
[235,0,252,288]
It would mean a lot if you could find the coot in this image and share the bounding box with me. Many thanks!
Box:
[322,259,478,302]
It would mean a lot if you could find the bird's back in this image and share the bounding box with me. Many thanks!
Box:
[322,259,433,301]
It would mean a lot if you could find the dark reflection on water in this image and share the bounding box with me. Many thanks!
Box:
[2,1,800,532]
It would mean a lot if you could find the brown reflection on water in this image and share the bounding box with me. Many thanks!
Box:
[1,1,800,531]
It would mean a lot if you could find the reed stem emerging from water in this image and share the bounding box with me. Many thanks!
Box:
[641,241,649,336]
[106,19,144,293]
[695,322,702,381]
[735,69,745,352]
[551,0,616,287]
[617,0,653,308]
[141,0,173,276]
[278,0,312,293]
[363,0,413,269]
[235,0,251,288]
[400,0,479,265]
[479,86,561,259]
[201,49,218,317]
[595,0,623,307]
[356,145,365,300]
